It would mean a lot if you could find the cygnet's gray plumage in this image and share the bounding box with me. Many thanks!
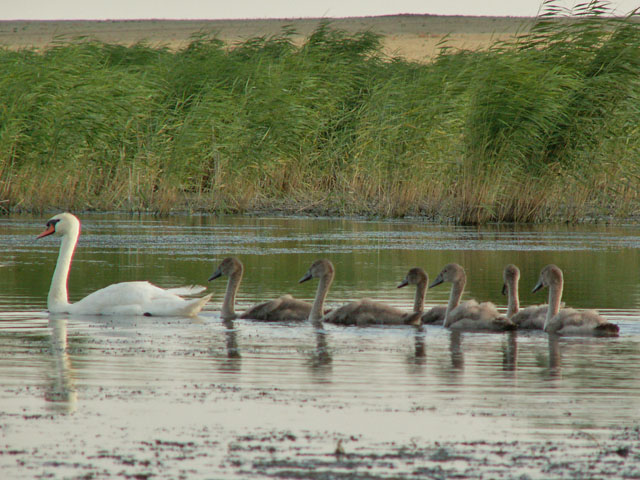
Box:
[299,260,427,326]
[421,305,447,325]
[429,263,515,332]
[532,264,619,337]
[502,264,548,329]
[208,257,311,321]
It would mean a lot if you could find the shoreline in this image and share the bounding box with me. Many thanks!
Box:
[7,206,640,226]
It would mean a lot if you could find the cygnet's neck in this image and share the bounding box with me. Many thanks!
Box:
[506,279,520,318]
[444,277,465,327]
[309,272,333,326]
[543,281,563,331]
[413,280,427,314]
[221,270,242,320]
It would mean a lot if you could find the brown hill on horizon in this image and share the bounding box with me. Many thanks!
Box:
[0,15,533,61]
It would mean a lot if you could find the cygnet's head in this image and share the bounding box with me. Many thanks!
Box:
[429,263,465,289]
[209,257,244,282]
[532,264,563,293]
[299,259,334,284]
[398,267,428,289]
[502,264,520,295]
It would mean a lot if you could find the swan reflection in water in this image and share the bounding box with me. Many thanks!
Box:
[449,331,464,371]
[307,327,332,382]
[213,319,241,374]
[445,330,518,374]
[548,334,561,378]
[46,316,77,413]
[223,319,241,360]
[405,326,426,376]
[502,331,518,372]
[414,326,427,361]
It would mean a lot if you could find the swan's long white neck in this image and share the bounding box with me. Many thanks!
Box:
[544,281,563,331]
[443,277,464,327]
[309,272,333,326]
[48,225,79,310]
[506,279,519,318]
[221,271,242,319]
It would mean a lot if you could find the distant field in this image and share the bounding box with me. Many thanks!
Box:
[0,15,533,61]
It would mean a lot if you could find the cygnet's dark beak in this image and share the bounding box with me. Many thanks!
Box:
[299,271,312,284]
[208,269,223,282]
[532,279,544,293]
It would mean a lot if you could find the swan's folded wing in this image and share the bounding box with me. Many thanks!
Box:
[73,281,158,312]
[240,295,311,321]
[421,305,446,324]
[511,304,547,329]
[323,299,406,326]
[165,285,207,296]
[240,297,284,320]
[552,308,618,336]
[72,281,210,316]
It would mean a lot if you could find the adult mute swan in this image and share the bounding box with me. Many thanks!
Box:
[502,264,547,329]
[299,259,426,326]
[208,256,312,321]
[37,213,211,317]
[532,264,619,336]
[429,263,515,332]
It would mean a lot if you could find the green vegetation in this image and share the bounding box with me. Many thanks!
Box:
[0,1,638,223]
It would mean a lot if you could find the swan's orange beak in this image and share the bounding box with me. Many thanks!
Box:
[36,224,56,239]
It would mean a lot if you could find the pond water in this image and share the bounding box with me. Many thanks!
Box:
[1,214,639,479]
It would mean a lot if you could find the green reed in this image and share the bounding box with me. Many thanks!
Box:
[0,1,638,222]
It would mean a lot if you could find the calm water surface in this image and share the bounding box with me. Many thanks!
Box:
[1,214,639,478]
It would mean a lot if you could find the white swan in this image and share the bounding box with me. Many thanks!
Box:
[299,259,425,326]
[532,264,619,336]
[208,256,312,321]
[429,263,515,332]
[37,213,211,317]
[502,264,547,329]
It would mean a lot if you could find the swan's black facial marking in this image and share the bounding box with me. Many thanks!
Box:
[36,218,61,239]
[144,312,153,317]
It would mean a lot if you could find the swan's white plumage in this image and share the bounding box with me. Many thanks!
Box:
[164,285,207,296]
[38,213,211,317]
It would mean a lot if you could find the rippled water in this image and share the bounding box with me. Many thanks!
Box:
[1,214,639,479]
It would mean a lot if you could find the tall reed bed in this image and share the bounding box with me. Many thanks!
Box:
[0,1,638,222]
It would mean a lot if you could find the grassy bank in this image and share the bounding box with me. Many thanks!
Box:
[0,1,638,223]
